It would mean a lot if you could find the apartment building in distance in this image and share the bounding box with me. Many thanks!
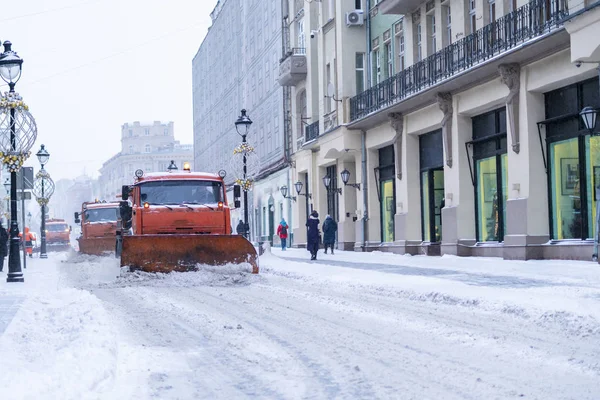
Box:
[282,0,600,260]
[193,0,292,244]
[97,121,192,200]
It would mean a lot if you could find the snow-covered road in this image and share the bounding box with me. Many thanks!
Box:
[2,249,600,399]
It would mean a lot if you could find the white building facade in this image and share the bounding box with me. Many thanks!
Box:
[97,121,193,200]
[282,0,600,261]
[193,0,293,244]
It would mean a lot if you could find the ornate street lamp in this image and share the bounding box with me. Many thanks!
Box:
[340,168,361,190]
[0,41,37,282]
[33,144,53,259]
[234,109,253,238]
[580,106,598,134]
[167,160,178,171]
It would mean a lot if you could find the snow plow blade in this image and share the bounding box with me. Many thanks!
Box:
[78,237,115,255]
[120,234,259,274]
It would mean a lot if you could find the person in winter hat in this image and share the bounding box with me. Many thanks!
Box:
[306,209,320,260]
[322,214,338,254]
[276,218,289,251]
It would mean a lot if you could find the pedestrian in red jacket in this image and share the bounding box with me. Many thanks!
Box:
[276,219,289,251]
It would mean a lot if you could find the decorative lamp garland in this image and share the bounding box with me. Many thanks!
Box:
[0,151,31,172]
[235,178,254,192]
[0,92,29,111]
[233,142,255,155]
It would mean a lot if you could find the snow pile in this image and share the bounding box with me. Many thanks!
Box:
[0,288,117,400]
[99,262,259,289]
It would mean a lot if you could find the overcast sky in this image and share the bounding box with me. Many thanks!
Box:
[1,0,217,181]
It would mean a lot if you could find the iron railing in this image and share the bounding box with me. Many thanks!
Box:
[280,47,306,63]
[305,121,319,143]
[350,0,569,121]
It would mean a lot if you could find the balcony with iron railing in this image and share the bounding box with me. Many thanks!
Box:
[350,0,570,123]
[278,48,307,87]
[305,120,320,143]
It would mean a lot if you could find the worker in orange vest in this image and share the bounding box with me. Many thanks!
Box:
[19,227,35,258]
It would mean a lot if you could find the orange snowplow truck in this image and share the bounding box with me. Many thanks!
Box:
[74,200,120,255]
[45,218,71,251]
[115,167,258,274]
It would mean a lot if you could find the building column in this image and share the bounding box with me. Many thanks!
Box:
[503,64,549,259]
[338,159,358,250]
[442,94,476,255]
[391,113,421,254]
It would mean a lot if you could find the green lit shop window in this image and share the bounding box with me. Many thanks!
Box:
[378,146,395,243]
[543,77,600,241]
[470,108,507,242]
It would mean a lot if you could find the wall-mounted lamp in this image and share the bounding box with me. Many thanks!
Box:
[280,185,296,202]
[294,180,312,199]
[341,168,360,190]
[322,175,341,194]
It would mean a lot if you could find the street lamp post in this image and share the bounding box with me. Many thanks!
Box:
[3,178,9,224]
[0,41,37,282]
[33,144,52,258]
[234,109,253,238]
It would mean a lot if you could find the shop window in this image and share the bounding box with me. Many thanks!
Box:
[544,77,600,240]
[377,146,396,243]
[420,130,444,242]
[471,108,507,242]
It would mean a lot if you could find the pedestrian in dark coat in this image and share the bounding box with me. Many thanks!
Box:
[322,214,338,254]
[236,220,245,235]
[306,210,320,260]
[0,222,8,272]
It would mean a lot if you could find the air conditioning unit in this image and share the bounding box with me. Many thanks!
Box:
[346,10,364,26]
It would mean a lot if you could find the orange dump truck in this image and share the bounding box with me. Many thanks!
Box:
[45,218,71,251]
[116,167,258,273]
[75,201,119,255]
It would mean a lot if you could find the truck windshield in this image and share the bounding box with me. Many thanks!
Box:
[139,180,224,205]
[47,224,68,232]
[84,208,119,223]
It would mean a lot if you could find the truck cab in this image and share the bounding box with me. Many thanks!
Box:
[45,218,71,251]
[75,200,120,255]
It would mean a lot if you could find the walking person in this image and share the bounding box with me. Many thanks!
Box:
[322,214,338,255]
[276,219,289,251]
[236,220,245,235]
[306,210,320,260]
[0,222,7,272]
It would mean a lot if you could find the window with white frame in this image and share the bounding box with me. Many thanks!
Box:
[297,19,305,49]
[385,42,393,78]
[163,128,169,136]
[430,15,436,54]
[128,129,133,137]
[144,128,150,136]
[355,53,365,93]
[145,144,151,153]
[355,0,362,9]
[488,0,496,23]
[469,0,476,33]
[416,24,422,61]
[372,49,381,84]
[326,63,332,113]
[128,145,134,154]
[445,6,452,46]
[395,21,405,72]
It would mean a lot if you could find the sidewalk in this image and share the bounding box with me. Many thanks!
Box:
[0,295,24,335]
[272,247,600,289]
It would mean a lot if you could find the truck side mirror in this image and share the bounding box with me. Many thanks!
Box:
[121,185,130,201]
[233,184,241,198]
[74,212,80,224]
[119,200,133,230]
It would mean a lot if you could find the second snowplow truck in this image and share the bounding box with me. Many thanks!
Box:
[75,200,120,255]
[116,165,258,274]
